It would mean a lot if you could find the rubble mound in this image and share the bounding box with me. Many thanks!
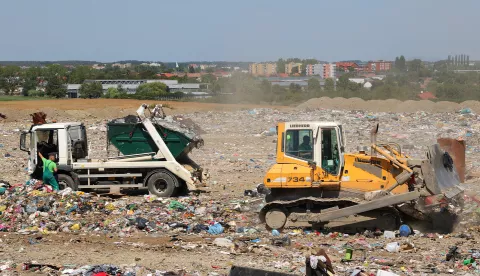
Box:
[0,262,184,275]
[0,181,243,235]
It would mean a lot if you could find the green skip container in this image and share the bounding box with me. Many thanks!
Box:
[107,119,203,161]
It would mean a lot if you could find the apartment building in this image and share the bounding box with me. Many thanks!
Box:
[306,63,336,79]
[366,61,392,72]
[249,63,277,76]
[322,63,336,79]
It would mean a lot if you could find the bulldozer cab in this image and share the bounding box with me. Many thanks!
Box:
[278,122,345,179]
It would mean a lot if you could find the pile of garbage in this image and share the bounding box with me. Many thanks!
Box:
[0,180,255,236]
[0,262,185,275]
[108,113,204,145]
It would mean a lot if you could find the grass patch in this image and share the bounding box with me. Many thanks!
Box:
[0,96,49,101]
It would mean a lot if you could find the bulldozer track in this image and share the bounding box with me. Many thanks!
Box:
[260,196,402,231]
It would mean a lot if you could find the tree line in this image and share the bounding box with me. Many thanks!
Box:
[1,56,480,103]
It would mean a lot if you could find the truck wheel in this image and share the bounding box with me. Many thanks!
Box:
[147,170,178,197]
[58,174,77,190]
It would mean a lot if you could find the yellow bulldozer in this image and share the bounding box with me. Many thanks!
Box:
[259,122,464,232]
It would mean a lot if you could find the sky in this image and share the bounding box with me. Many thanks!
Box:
[0,0,479,62]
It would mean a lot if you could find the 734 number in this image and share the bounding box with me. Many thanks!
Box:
[287,177,305,182]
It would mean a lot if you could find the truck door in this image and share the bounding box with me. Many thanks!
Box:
[20,131,37,175]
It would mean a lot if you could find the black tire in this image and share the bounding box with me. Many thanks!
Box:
[147,170,179,197]
[58,174,77,190]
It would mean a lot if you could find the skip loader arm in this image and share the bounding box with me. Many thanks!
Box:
[136,104,198,191]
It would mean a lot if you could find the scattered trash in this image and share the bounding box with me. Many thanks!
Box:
[271,235,291,246]
[460,108,472,114]
[383,231,395,239]
[399,224,412,237]
[213,238,233,248]
[385,242,400,253]
[207,222,224,235]
[377,270,399,276]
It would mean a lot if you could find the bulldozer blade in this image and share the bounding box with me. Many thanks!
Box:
[437,138,466,183]
[422,144,463,198]
[316,191,420,222]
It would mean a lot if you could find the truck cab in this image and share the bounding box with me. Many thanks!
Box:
[20,123,88,179]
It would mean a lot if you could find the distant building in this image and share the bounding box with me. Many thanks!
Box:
[336,62,358,72]
[349,78,366,84]
[305,64,316,76]
[285,62,302,75]
[112,63,132,69]
[363,81,373,89]
[67,79,179,98]
[249,63,277,76]
[200,64,216,70]
[140,62,162,67]
[418,91,436,100]
[92,64,106,70]
[366,61,392,72]
[306,63,336,79]
[322,63,336,79]
[263,76,315,88]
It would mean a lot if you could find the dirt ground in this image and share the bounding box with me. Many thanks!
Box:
[1,98,480,275]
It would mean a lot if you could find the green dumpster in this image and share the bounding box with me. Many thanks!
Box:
[107,120,202,160]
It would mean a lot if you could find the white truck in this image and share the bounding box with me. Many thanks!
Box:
[19,104,206,196]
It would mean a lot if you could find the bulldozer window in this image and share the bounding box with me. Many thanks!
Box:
[285,129,313,161]
[321,128,340,175]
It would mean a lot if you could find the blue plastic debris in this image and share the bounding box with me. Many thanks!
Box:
[207,223,224,235]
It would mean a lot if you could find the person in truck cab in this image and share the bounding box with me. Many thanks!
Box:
[38,152,59,191]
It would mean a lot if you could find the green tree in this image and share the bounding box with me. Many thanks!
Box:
[22,78,38,96]
[307,78,321,92]
[79,82,103,98]
[45,76,67,98]
[28,89,44,97]
[289,83,301,93]
[408,59,422,73]
[291,66,299,74]
[104,87,120,98]
[398,55,406,71]
[276,58,286,74]
[135,82,168,99]
[324,78,335,92]
[188,66,195,73]
[201,74,216,84]
[0,65,22,95]
[69,65,94,83]
[337,74,351,90]
[117,84,128,97]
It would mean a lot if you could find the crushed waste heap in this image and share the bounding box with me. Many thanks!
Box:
[0,179,254,236]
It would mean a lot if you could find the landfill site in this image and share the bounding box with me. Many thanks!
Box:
[1,98,480,276]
